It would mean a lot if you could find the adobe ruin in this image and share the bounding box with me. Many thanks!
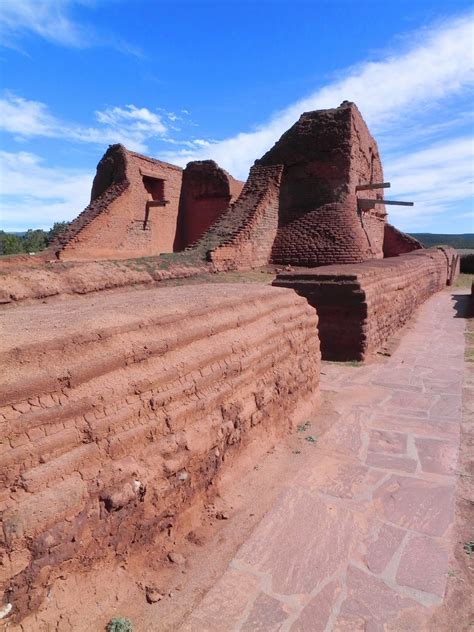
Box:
[0,284,319,622]
[193,101,423,269]
[51,101,422,267]
[51,146,243,261]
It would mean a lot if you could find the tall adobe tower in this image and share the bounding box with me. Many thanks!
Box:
[196,101,414,270]
[258,101,386,265]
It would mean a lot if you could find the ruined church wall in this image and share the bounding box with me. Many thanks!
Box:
[207,165,284,270]
[0,284,320,622]
[271,201,385,266]
[258,102,386,266]
[58,147,183,261]
[174,161,244,250]
[273,247,458,361]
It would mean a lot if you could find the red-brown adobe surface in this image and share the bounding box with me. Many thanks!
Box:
[174,160,244,251]
[383,223,423,258]
[0,283,319,623]
[273,246,460,360]
[197,101,400,270]
[50,146,243,261]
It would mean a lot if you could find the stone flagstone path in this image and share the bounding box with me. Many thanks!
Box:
[179,291,467,631]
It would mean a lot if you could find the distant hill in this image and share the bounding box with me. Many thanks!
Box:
[409,233,474,249]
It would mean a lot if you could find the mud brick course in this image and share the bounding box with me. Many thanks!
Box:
[0,284,320,622]
[260,101,387,266]
[191,164,284,270]
[274,247,459,360]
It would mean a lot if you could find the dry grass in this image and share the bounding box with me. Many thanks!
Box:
[453,273,474,289]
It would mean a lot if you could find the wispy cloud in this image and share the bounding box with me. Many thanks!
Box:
[384,136,474,229]
[0,0,86,48]
[0,0,143,56]
[0,150,92,231]
[160,13,474,181]
[95,105,167,136]
[0,92,170,152]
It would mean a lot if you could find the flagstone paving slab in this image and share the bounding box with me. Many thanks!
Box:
[396,534,450,597]
[365,452,418,472]
[289,579,341,632]
[368,429,408,454]
[373,475,454,536]
[235,489,356,595]
[363,523,406,575]
[179,291,467,631]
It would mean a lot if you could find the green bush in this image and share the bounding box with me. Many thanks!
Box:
[106,617,133,632]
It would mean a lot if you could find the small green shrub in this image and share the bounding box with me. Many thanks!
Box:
[106,617,133,632]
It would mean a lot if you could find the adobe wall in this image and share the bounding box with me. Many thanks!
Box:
[198,102,394,269]
[191,165,284,270]
[383,223,423,257]
[174,161,244,250]
[273,247,458,361]
[53,145,183,261]
[51,149,243,262]
[0,284,320,622]
[259,101,387,266]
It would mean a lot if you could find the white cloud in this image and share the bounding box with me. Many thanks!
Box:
[0,92,168,152]
[384,136,474,229]
[160,13,474,180]
[0,0,94,48]
[0,150,92,231]
[0,0,143,56]
[95,105,167,135]
[0,92,57,136]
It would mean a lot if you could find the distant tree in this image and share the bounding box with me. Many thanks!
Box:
[22,229,48,253]
[48,221,70,243]
[0,231,24,255]
[410,233,474,249]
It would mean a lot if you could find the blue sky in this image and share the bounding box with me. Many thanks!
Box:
[0,0,473,234]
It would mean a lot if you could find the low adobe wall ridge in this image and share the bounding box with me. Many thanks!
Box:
[273,247,458,360]
[0,283,320,622]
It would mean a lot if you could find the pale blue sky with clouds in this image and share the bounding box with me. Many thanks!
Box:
[0,0,473,233]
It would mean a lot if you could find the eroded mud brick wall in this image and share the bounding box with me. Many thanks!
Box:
[383,223,423,257]
[191,165,284,271]
[174,161,244,250]
[274,247,458,361]
[52,145,183,261]
[258,101,387,266]
[199,102,394,269]
[0,284,320,622]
